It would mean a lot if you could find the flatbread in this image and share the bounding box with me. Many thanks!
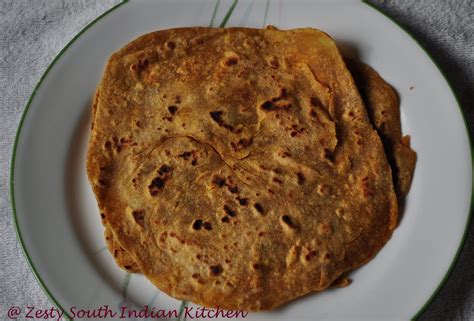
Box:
[345,59,416,198]
[87,27,398,310]
[103,59,416,275]
[92,90,142,273]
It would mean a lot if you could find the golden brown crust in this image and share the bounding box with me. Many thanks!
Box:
[87,27,398,311]
[104,225,140,272]
[91,89,141,272]
[104,59,417,274]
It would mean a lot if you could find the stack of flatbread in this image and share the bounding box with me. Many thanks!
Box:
[87,27,416,311]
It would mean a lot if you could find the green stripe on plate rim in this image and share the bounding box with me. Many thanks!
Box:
[9,1,473,320]
[360,1,474,320]
[218,0,238,28]
[9,2,130,319]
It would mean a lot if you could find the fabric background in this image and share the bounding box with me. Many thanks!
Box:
[0,1,472,320]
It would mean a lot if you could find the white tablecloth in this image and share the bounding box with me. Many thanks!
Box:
[1,1,472,320]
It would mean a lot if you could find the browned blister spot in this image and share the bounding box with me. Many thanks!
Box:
[254,203,264,214]
[223,205,236,217]
[178,151,192,160]
[324,148,335,162]
[225,57,238,66]
[280,215,298,230]
[305,250,317,261]
[296,172,305,185]
[158,165,173,175]
[237,197,249,206]
[260,100,291,111]
[209,264,223,276]
[260,88,292,111]
[212,175,226,187]
[132,209,145,227]
[168,105,178,114]
[209,111,235,131]
[310,97,322,107]
[148,177,165,196]
[228,185,239,194]
[252,263,262,270]
[210,111,224,124]
[272,177,283,184]
[192,219,203,230]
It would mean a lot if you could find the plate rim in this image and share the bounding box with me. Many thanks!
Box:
[9,1,473,320]
[8,1,129,319]
[361,2,473,319]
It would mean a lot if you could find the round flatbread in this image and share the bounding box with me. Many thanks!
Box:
[87,27,398,310]
[102,59,416,275]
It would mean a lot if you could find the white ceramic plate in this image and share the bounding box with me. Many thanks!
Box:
[11,1,472,320]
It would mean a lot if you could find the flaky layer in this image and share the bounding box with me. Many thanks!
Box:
[346,59,416,199]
